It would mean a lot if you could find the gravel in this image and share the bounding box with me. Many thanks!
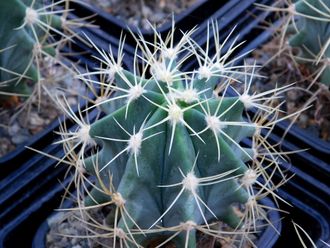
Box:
[85,0,198,30]
[46,203,260,248]
[0,58,87,157]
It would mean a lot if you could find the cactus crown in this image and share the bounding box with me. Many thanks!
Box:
[0,0,84,103]
[55,22,291,247]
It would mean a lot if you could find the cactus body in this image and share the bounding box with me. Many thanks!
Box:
[85,80,253,246]
[290,0,330,85]
[0,0,68,101]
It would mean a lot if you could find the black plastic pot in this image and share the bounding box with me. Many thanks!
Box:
[69,0,274,50]
[0,59,89,180]
[0,108,99,236]
[77,0,276,81]
[242,135,330,247]
[0,115,67,179]
[31,194,281,248]
[69,0,226,46]
[270,131,330,196]
[181,0,274,70]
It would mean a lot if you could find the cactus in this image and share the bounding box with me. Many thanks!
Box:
[289,0,330,86]
[53,23,291,247]
[0,0,82,103]
[257,0,330,86]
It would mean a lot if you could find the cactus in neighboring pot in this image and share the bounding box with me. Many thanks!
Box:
[289,0,330,85]
[52,22,291,247]
[0,0,82,103]
[258,0,330,85]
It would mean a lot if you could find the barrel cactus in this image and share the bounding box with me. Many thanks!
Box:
[258,0,330,86]
[55,23,289,247]
[289,0,330,86]
[0,0,81,103]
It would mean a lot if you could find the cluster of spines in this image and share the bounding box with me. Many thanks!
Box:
[51,22,296,247]
[0,0,91,105]
[257,0,330,86]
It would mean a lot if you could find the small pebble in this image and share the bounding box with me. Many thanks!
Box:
[8,123,20,136]
[11,133,31,145]
[29,112,45,126]
[72,245,82,248]
[71,238,79,246]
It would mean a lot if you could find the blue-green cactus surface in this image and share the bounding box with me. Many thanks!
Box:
[290,0,330,85]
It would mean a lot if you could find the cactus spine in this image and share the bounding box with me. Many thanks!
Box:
[259,0,330,85]
[0,0,82,103]
[289,0,330,86]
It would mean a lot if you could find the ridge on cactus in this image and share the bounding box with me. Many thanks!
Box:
[50,22,297,247]
[0,0,88,104]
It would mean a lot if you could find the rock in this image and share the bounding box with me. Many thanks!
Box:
[8,123,20,136]
[29,112,45,126]
[71,238,79,246]
[71,245,82,248]
[11,133,30,145]
[0,138,15,157]
[67,97,77,106]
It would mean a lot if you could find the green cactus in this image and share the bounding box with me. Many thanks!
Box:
[289,0,330,85]
[0,0,77,102]
[54,23,290,247]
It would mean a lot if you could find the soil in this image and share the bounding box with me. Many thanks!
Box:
[233,35,330,141]
[85,0,198,30]
[0,57,87,157]
[46,202,261,248]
